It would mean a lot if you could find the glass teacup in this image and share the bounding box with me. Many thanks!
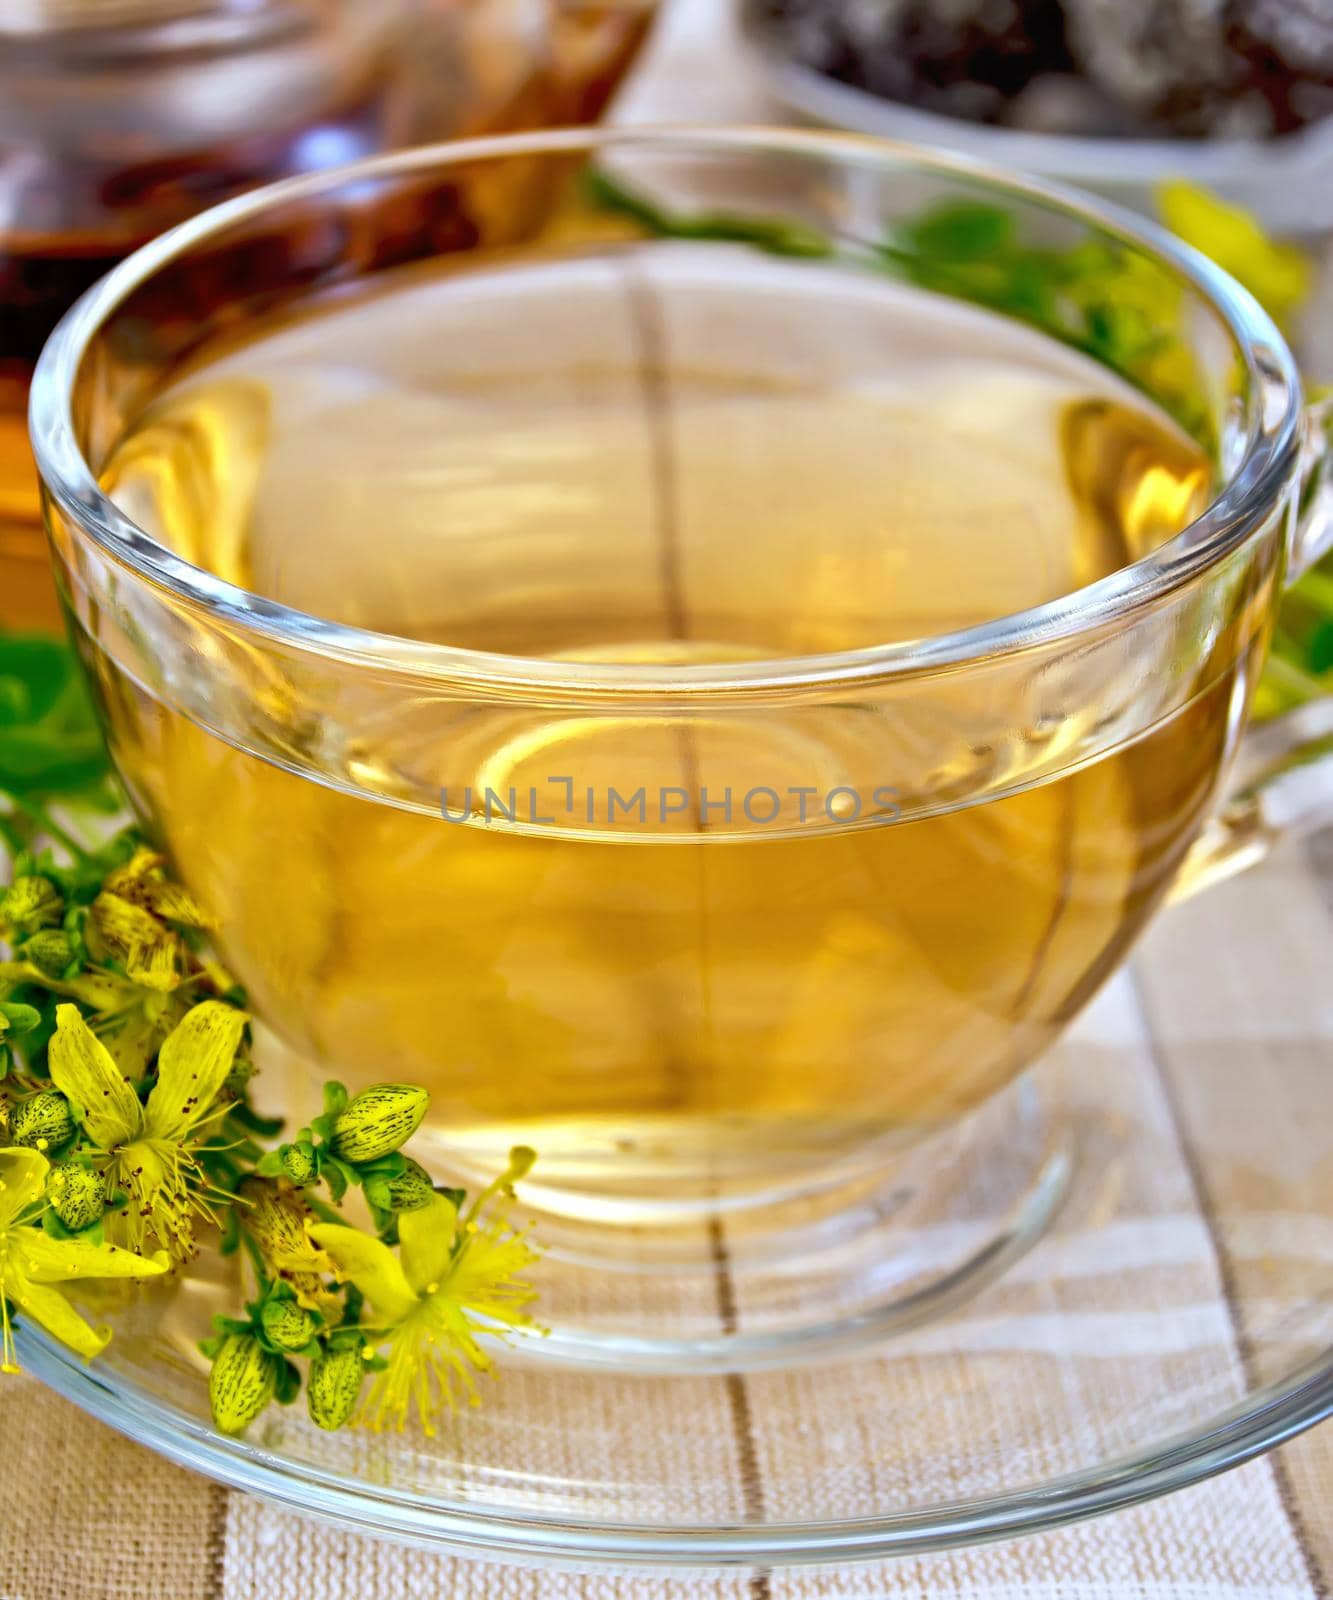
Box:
[30,129,1333,1362]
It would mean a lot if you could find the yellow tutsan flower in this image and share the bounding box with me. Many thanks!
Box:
[47,999,247,1260]
[102,847,216,932]
[88,891,186,993]
[235,1176,341,1320]
[0,1147,167,1372]
[310,1148,539,1435]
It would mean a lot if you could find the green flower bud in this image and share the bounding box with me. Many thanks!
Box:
[280,1142,318,1185]
[329,1084,429,1164]
[45,1163,107,1231]
[21,929,76,979]
[306,1342,368,1431]
[12,1090,76,1152]
[2,875,63,935]
[363,1157,436,1215]
[259,1297,318,1352]
[209,1333,277,1436]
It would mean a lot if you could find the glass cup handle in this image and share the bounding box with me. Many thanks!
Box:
[1289,393,1333,581]
[1171,397,1333,903]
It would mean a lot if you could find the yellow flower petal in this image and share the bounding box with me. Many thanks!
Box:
[308,1223,418,1323]
[125,939,181,994]
[397,1194,460,1295]
[47,1005,142,1148]
[104,847,164,886]
[91,891,172,961]
[144,1000,248,1140]
[18,1230,169,1285]
[105,848,216,930]
[93,1001,179,1083]
[89,888,185,990]
[448,1228,539,1313]
[139,878,216,931]
[0,964,134,1013]
[235,1178,340,1317]
[9,1275,110,1360]
[1158,181,1313,328]
[0,1148,50,1227]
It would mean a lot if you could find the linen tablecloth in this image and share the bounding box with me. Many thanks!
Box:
[2,2,1330,1594]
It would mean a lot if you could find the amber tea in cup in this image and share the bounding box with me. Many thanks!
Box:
[94,250,1222,1191]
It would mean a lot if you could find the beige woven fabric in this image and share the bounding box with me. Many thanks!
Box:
[1,5,1330,1597]
[0,1379,224,1599]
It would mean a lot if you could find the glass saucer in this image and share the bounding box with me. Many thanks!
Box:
[16,954,1332,1569]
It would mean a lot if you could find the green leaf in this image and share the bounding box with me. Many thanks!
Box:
[0,636,68,723]
[583,169,834,259]
[273,1357,303,1405]
[0,634,111,800]
[903,202,1014,262]
[0,676,31,724]
[210,1313,254,1336]
[322,1158,350,1204]
[356,1151,408,1179]
[199,1316,253,1360]
[0,988,58,1075]
[1309,619,1333,676]
[218,1204,242,1256]
[0,1001,43,1034]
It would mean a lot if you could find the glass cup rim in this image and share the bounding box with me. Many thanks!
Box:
[29,124,1305,699]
